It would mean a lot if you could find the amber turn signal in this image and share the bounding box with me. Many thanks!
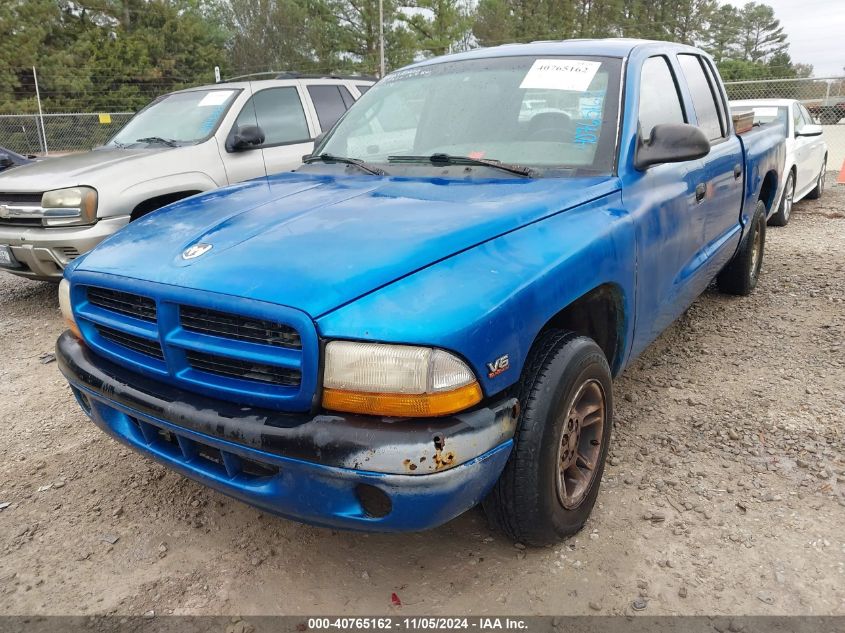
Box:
[323,381,483,418]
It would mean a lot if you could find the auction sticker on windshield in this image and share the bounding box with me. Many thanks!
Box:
[198,90,234,107]
[520,59,601,92]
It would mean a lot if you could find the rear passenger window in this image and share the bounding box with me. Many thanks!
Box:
[356,84,371,95]
[678,54,724,141]
[308,85,350,131]
[638,56,685,140]
[235,87,309,146]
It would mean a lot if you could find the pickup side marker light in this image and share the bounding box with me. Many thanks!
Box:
[321,342,483,417]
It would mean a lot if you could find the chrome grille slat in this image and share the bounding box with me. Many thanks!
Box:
[87,287,157,321]
[180,306,301,349]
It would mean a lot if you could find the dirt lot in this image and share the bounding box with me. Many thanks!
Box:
[1,179,843,617]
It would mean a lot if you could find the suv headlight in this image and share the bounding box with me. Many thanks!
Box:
[322,341,482,417]
[41,186,98,227]
[58,279,82,339]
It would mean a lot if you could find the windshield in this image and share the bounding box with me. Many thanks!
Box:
[731,105,788,128]
[109,89,239,147]
[318,56,622,175]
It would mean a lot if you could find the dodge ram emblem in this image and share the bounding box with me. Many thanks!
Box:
[182,243,213,260]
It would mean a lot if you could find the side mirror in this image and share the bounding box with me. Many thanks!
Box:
[0,154,12,169]
[228,125,265,152]
[797,124,823,137]
[634,123,710,171]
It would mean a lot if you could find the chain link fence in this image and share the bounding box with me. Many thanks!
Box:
[726,76,845,172]
[0,112,134,156]
[2,75,844,172]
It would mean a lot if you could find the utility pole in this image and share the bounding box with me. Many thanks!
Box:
[379,0,386,78]
[32,66,48,156]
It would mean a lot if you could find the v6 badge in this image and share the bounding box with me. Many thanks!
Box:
[487,354,510,378]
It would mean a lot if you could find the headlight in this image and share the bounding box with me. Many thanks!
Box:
[41,186,98,227]
[322,341,483,417]
[58,279,82,339]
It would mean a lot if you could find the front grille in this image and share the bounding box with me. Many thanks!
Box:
[185,349,301,387]
[0,192,42,205]
[180,306,301,349]
[87,287,157,322]
[76,281,314,410]
[0,193,44,227]
[96,324,164,360]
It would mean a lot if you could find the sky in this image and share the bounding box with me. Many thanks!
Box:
[726,0,845,77]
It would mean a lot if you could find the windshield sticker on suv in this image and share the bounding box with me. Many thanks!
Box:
[198,90,234,107]
[519,60,601,92]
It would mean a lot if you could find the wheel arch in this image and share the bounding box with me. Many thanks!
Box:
[534,283,627,377]
[758,169,779,211]
[130,190,203,221]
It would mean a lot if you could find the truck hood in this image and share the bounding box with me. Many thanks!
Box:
[75,171,619,317]
[0,146,178,191]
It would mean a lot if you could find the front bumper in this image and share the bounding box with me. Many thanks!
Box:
[57,332,517,531]
[0,216,129,280]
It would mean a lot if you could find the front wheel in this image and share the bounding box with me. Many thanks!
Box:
[768,171,794,227]
[483,330,613,546]
[717,199,766,296]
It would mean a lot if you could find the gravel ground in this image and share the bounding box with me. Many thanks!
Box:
[0,178,843,617]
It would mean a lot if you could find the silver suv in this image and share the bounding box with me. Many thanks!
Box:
[0,75,374,280]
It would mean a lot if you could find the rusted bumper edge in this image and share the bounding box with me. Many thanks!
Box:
[56,332,518,476]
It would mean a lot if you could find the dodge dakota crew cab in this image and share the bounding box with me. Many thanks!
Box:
[0,75,372,280]
[56,40,784,545]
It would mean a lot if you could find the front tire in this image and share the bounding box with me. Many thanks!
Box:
[717,199,766,296]
[483,330,613,546]
[768,171,794,226]
[806,159,826,200]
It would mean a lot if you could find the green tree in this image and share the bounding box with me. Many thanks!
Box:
[704,4,741,63]
[737,2,787,62]
[403,0,473,57]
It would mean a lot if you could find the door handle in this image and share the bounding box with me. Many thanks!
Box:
[695,183,707,202]
[733,164,742,180]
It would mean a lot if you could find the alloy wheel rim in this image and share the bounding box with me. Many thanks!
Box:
[783,175,793,220]
[555,379,606,509]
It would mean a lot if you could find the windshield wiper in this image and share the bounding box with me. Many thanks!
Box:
[387,153,535,178]
[135,136,179,147]
[303,153,387,176]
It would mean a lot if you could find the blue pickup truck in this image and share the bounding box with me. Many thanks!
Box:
[56,40,784,545]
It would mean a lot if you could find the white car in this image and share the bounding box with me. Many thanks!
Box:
[730,99,827,226]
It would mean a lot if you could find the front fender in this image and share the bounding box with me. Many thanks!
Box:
[316,191,636,396]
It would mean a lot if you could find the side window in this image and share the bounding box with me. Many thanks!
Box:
[308,85,349,131]
[356,84,371,95]
[638,56,685,140]
[678,54,724,141]
[235,87,309,146]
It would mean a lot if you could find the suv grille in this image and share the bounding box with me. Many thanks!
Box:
[0,192,44,226]
[87,287,157,321]
[180,306,301,348]
[185,350,301,387]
